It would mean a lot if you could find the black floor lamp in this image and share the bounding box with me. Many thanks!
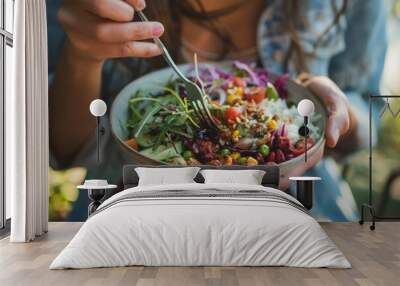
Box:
[359,94,400,230]
[89,99,107,163]
[297,99,315,162]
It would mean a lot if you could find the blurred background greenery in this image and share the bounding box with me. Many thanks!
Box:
[345,100,400,218]
[48,167,86,221]
[344,0,400,218]
[48,0,400,221]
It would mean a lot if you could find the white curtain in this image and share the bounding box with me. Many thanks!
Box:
[7,0,49,242]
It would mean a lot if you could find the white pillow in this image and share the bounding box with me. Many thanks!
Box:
[200,169,266,185]
[135,167,200,186]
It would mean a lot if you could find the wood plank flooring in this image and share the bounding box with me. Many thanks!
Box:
[0,222,399,286]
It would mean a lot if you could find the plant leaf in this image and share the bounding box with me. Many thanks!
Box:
[134,105,161,138]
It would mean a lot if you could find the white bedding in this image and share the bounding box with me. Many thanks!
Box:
[50,183,350,269]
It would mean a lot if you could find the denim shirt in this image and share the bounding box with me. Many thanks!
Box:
[46,0,387,221]
[47,0,387,107]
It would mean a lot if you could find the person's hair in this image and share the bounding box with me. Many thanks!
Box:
[144,0,348,73]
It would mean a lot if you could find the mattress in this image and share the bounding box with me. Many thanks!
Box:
[50,183,350,269]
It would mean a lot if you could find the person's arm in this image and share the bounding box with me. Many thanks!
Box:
[327,0,387,155]
[49,0,164,166]
[295,0,387,158]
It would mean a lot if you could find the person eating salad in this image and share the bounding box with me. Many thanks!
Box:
[47,0,386,221]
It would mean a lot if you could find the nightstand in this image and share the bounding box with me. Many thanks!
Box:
[289,177,321,210]
[77,181,117,216]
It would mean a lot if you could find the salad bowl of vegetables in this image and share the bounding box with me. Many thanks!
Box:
[110,62,327,174]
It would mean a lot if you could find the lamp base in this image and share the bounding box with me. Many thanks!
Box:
[87,188,106,216]
[296,180,314,210]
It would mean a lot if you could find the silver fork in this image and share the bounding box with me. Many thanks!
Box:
[136,11,220,130]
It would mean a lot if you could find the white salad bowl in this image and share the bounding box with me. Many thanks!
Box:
[110,63,327,176]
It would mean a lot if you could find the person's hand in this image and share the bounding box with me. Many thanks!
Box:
[279,75,355,190]
[299,75,353,148]
[58,0,164,63]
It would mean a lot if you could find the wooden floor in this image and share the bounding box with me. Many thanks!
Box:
[0,222,399,286]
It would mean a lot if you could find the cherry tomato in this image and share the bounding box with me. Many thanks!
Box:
[233,77,246,88]
[224,107,241,123]
[246,87,265,104]
[125,138,138,151]
[291,138,314,156]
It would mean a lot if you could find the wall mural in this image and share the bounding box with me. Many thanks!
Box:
[47,0,400,222]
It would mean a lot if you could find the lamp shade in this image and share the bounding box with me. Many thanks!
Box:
[90,99,107,117]
[297,99,315,117]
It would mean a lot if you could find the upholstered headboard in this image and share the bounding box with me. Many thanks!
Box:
[122,165,280,189]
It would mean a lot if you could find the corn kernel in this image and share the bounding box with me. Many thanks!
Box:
[227,94,238,105]
[267,119,278,130]
[246,157,258,166]
[236,87,244,97]
[231,152,241,160]
[232,130,240,137]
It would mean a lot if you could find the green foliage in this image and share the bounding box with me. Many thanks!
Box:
[48,167,86,221]
[126,86,199,157]
[345,100,400,217]
[378,100,400,159]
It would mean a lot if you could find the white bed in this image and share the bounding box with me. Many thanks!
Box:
[50,183,350,269]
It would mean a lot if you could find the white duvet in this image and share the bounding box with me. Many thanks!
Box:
[50,183,350,269]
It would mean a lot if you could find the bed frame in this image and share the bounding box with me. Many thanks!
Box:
[88,165,315,216]
[121,165,313,211]
[88,165,322,217]
[122,164,280,189]
[87,165,281,216]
